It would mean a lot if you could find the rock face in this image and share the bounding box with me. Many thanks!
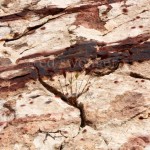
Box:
[0,0,150,149]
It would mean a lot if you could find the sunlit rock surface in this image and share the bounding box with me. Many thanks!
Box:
[0,0,150,149]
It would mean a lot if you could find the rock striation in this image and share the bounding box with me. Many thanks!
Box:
[0,0,150,149]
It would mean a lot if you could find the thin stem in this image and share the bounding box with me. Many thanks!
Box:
[65,74,68,95]
[58,78,64,94]
[77,71,86,95]
[70,72,73,95]
[76,77,78,97]
[79,75,92,97]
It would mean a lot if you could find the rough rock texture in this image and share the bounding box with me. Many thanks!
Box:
[0,0,150,149]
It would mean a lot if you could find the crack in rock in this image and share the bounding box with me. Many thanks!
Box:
[130,72,150,81]
[34,65,87,128]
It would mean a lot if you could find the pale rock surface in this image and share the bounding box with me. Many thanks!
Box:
[63,126,108,150]
[0,81,80,149]
[77,62,150,149]
[0,0,150,149]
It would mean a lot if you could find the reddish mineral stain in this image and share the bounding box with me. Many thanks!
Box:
[75,7,105,30]
[18,95,22,98]
[62,131,68,134]
[82,129,87,133]
[41,27,46,30]
[55,95,60,98]
[122,8,128,13]
[139,25,143,28]
[0,122,5,126]
[114,81,119,84]
[138,116,144,120]
[45,101,52,104]
[0,40,150,94]
[80,138,85,141]
[136,16,140,19]
[131,26,136,29]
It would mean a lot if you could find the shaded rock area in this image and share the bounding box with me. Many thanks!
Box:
[0,0,150,149]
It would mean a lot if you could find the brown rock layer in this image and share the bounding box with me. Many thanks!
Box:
[0,0,150,149]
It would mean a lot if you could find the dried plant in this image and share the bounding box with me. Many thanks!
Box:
[51,70,94,106]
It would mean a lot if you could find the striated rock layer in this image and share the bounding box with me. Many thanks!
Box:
[0,0,150,149]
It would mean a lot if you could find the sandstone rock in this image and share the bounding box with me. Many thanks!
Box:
[63,126,108,150]
[0,0,150,149]
[0,67,32,79]
[0,57,12,66]
[5,14,76,59]
[33,132,64,150]
[0,81,80,149]
[78,68,150,149]
[129,61,150,79]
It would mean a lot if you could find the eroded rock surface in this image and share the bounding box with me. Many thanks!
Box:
[0,0,150,149]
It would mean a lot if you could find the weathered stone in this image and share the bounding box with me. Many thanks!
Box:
[0,0,150,149]
[0,68,32,79]
[63,126,108,150]
[0,81,80,149]
[0,57,12,66]
[77,67,150,149]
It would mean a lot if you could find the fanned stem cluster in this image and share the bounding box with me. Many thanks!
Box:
[58,71,92,100]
